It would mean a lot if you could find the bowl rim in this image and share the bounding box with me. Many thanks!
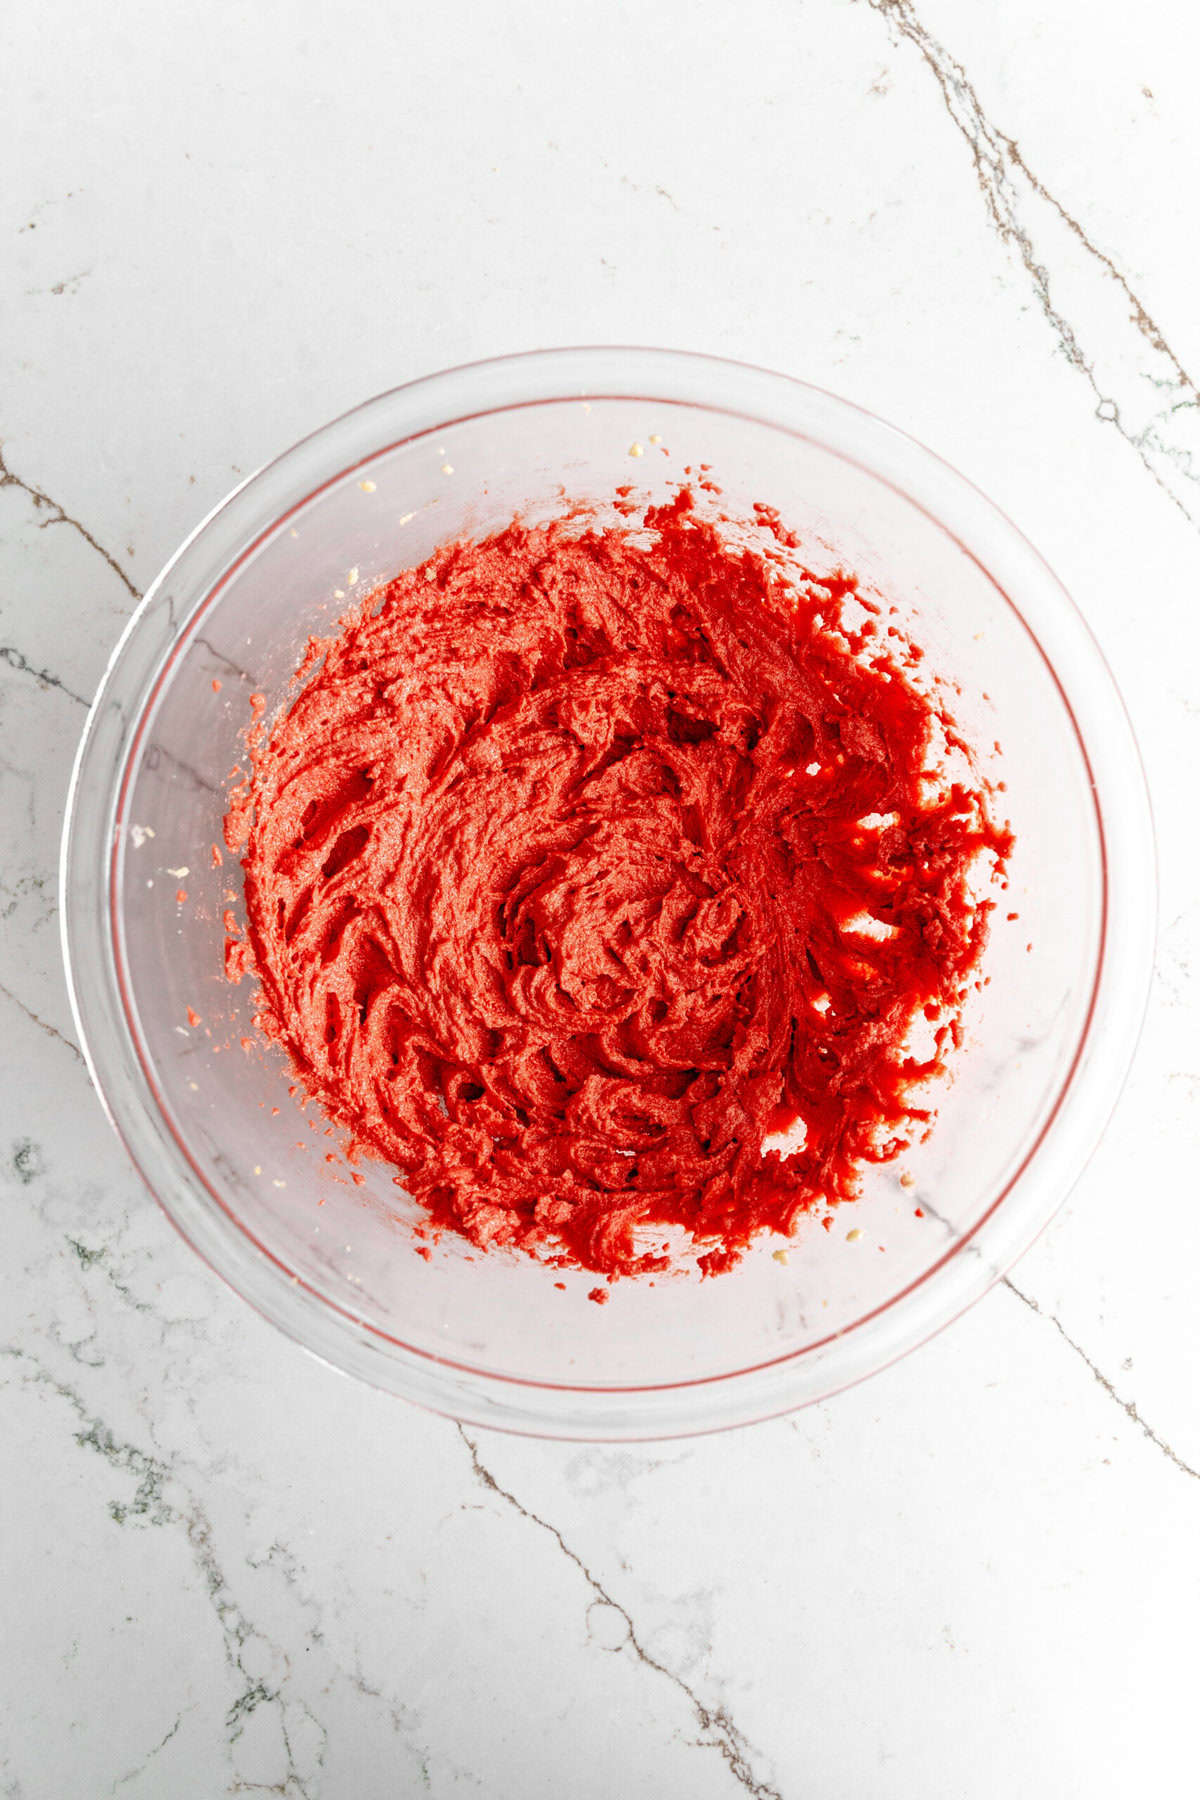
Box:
[60,345,1156,1439]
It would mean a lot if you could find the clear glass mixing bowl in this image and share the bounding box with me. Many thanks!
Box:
[61,348,1155,1438]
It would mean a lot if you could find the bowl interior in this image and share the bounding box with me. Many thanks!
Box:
[108,394,1102,1394]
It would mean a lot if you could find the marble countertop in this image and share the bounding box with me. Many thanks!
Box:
[3,2,1198,1794]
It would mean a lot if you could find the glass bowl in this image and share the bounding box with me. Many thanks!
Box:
[60,348,1155,1439]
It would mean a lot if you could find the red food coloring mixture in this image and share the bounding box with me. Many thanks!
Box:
[225,491,1008,1280]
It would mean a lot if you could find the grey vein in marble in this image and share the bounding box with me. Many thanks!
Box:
[64,1236,154,1318]
[2,1346,329,1798]
[0,979,85,1065]
[898,1183,1197,1487]
[1004,1278,1200,1482]
[2,1346,332,1792]
[110,1708,193,1792]
[0,445,140,601]
[866,0,1200,525]
[458,1427,785,1800]
[0,644,88,708]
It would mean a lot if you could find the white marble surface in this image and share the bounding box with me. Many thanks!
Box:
[3,2,1199,1793]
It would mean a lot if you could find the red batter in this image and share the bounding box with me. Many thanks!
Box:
[226,491,1008,1279]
